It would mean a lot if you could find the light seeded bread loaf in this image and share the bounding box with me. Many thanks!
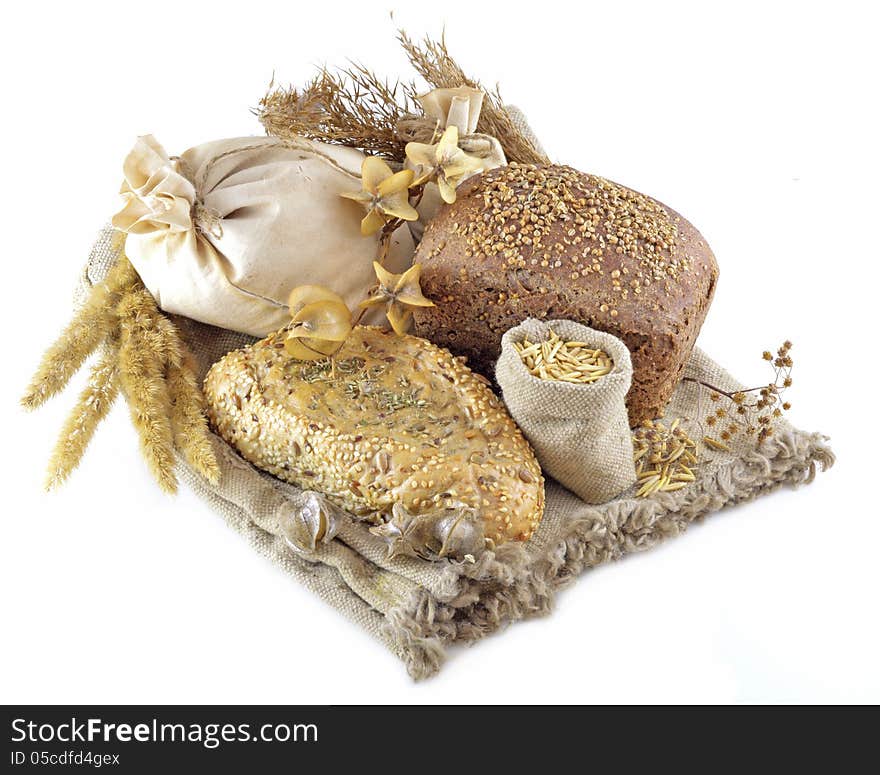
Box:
[411,164,719,425]
[204,326,544,558]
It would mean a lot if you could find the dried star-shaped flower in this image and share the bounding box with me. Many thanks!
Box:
[360,262,435,335]
[340,156,418,236]
[405,126,485,204]
[370,501,484,561]
[285,285,352,360]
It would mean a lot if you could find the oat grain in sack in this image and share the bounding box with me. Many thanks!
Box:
[496,318,637,503]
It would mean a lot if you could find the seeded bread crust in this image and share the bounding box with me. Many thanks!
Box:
[204,326,544,547]
[411,164,719,425]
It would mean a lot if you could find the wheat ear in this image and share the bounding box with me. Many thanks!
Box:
[117,288,178,493]
[44,345,120,490]
[167,350,220,485]
[20,256,139,411]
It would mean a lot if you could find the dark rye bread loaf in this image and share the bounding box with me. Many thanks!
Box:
[411,163,719,425]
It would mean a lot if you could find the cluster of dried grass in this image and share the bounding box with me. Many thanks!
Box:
[21,247,218,493]
[259,64,420,160]
[257,31,549,166]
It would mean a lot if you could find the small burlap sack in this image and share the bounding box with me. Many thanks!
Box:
[496,319,636,504]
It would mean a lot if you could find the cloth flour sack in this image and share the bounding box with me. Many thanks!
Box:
[112,135,415,336]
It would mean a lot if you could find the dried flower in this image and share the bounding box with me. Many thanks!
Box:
[285,285,353,360]
[281,492,343,553]
[340,156,418,236]
[692,340,796,451]
[405,126,484,203]
[370,501,485,561]
[360,262,435,335]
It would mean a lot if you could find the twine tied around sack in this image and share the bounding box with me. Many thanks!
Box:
[496,319,637,504]
[192,200,224,240]
[177,138,370,243]
[167,154,224,240]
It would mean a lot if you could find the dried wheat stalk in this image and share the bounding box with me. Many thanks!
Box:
[167,352,221,485]
[116,288,179,493]
[23,254,219,493]
[44,344,120,490]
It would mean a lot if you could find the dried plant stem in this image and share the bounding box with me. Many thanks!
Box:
[682,377,769,406]
[45,345,120,490]
[117,289,178,493]
[21,287,114,411]
[21,256,140,412]
[341,216,406,338]
[688,341,795,447]
[27,251,219,493]
[376,217,405,267]
[167,352,221,485]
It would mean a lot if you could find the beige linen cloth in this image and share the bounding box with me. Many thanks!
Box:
[80,225,833,680]
[496,319,637,504]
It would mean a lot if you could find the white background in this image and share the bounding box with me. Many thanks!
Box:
[2,0,877,704]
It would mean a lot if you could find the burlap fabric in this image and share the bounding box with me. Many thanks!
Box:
[79,226,834,679]
[496,319,636,504]
[506,105,548,159]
